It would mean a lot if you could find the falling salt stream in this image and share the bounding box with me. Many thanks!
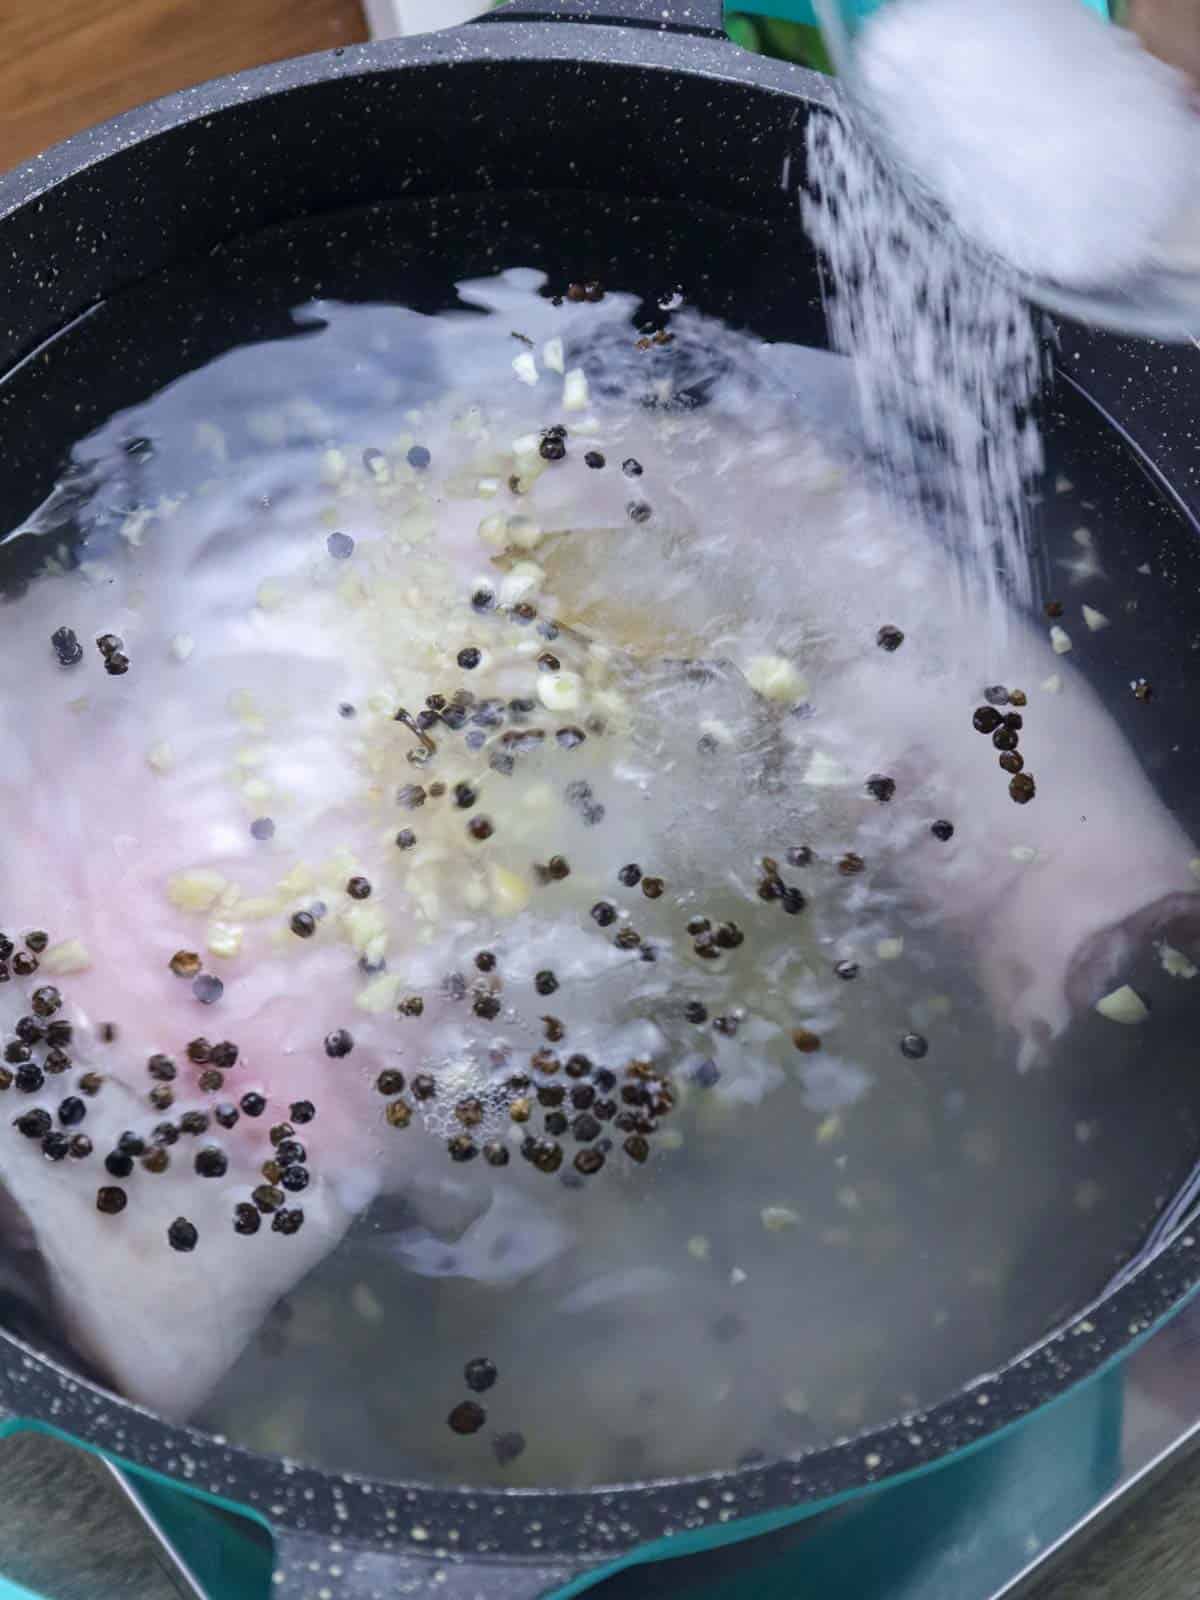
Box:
[803,110,1046,637]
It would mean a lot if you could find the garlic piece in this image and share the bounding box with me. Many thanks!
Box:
[761,1206,801,1233]
[1159,943,1198,980]
[1050,626,1073,655]
[1082,604,1109,632]
[146,742,175,775]
[543,337,565,374]
[167,870,228,913]
[491,865,530,916]
[41,939,91,976]
[876,937,904,961]
[1041,673,1063,694]
[206,923,244,959]
[803,751,852,788]
[356,974,403,1014]
[744,655,807,703]
[538,672,583,713]
[563,368,590,412]
[512,351,539,386]
[170,633,195,662]
[506,515,544,551]
[1095,985,1149,1025]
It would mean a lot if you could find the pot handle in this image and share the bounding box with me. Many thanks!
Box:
[482,0,728,39]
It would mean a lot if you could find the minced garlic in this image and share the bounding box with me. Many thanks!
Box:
[167,870,228,913]
[42,939,91,975]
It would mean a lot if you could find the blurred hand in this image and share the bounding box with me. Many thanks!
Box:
[1129,0,1200,85]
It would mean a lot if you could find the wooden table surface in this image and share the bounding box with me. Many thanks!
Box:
[0,0,367,173]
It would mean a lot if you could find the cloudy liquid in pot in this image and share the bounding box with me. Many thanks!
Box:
[1,265,1199,1489]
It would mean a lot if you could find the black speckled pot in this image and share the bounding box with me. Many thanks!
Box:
[2,3,1200,1597]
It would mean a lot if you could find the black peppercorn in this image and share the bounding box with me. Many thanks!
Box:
[253,1185,284,1214]
[464,1357,497,1392]
[280,1166,310,1193]
[289,1100,315,1124]
[835,960,860,981]
[195,1147,228,1178]
[346,876,372,900]
[584,451,606,469]
[376,1069,406,1096]
[234,1203,261,1235]
[214,1103,240,1129]
[900,1032,929,1060]
[325,1029,354,1059]
[412,1074,436,1101]
[876,625,904,652]
[973,706,1003,735]
[30,986,61,1018]
[290,911,317,939]
[15,1064,43,1094]
[51,626,83,666]
[271,1208,304,1235]
[41,1132,69,1161]
[57,1096,86,1126]
[15,1109,51,1139]
[931,820,955,842]
[534,970,558,996]
[396,828,418,850]
[96,1186,127,1215]
[11,953,37,978]
[240,1092,266,1118]
[168,1217,198,1252]
[1010,772,1037,804]
[623,1134,650,1164]
[999,751,1025,774]
[448,1400,486,1435]
[187,1038,211,1064]
[866,775,896,803]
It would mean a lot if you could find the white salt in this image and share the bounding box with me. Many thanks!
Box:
[857,0,1199,289]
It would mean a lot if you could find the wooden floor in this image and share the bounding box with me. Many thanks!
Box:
[0,0,367,173]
